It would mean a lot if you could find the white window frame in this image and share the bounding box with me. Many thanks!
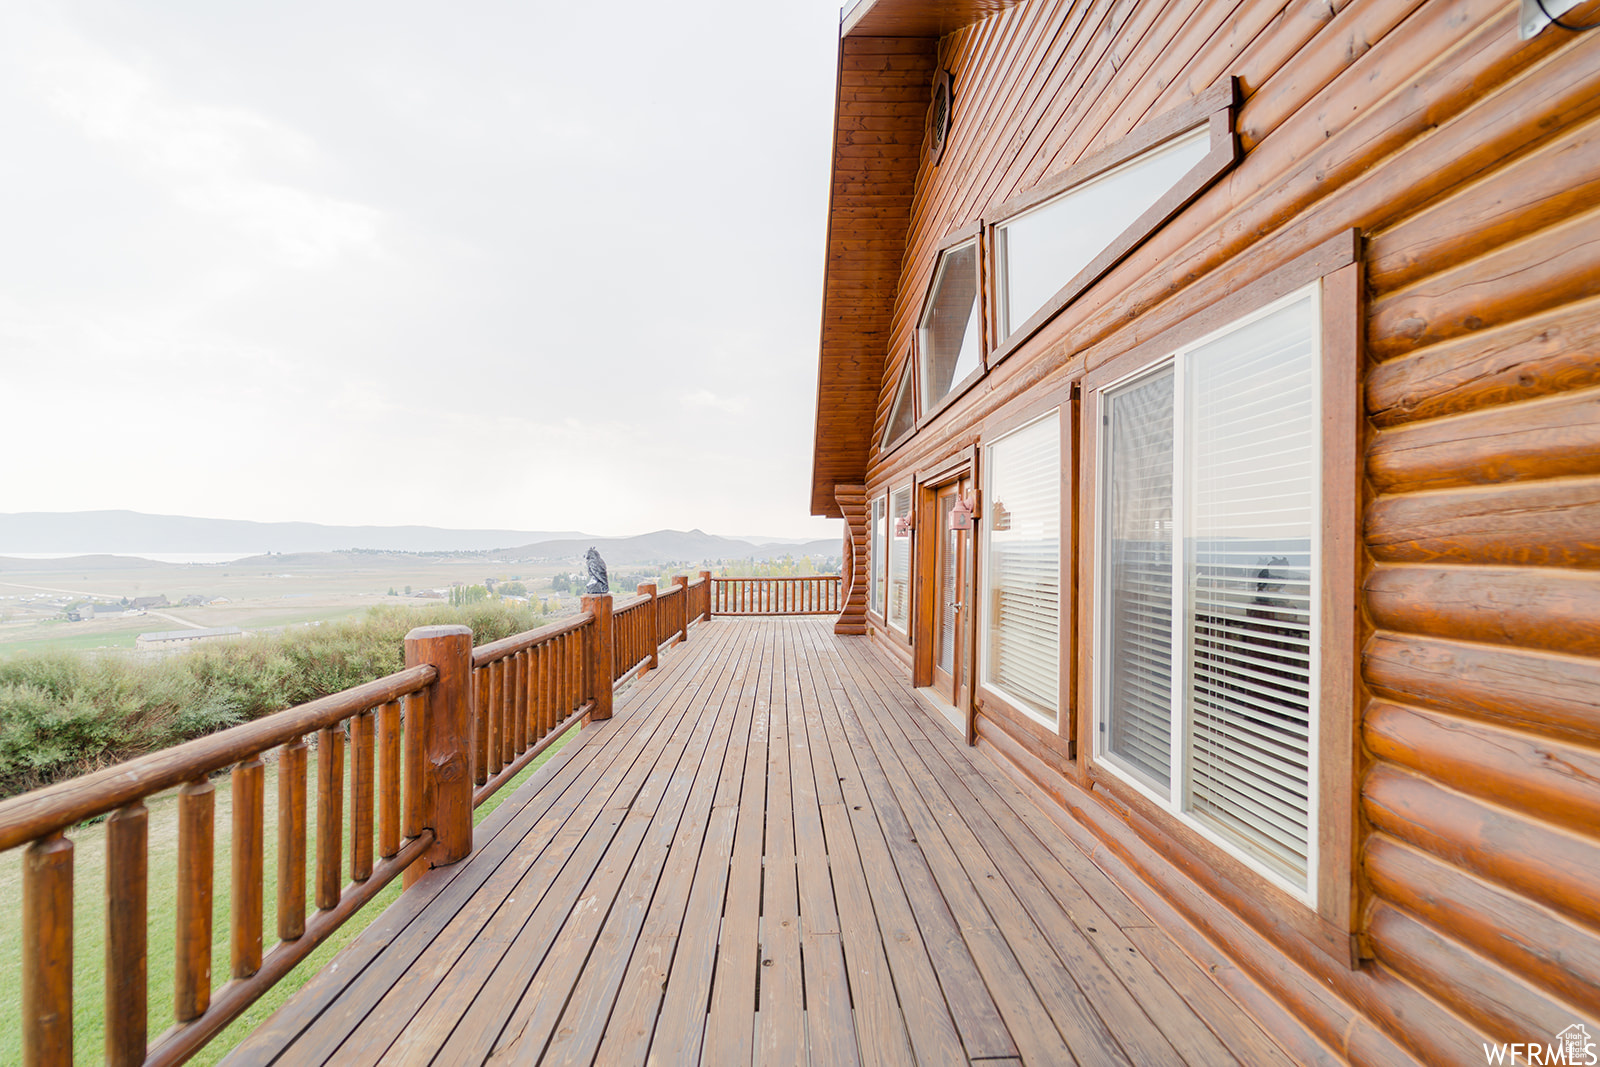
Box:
[979,410,1061,730]
[1091,283,1323,905]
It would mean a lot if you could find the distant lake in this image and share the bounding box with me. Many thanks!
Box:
[3,552,258,564]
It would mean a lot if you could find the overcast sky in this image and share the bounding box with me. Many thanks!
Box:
[1,1,850,540]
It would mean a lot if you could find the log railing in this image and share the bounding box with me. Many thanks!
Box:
[469,613,595,809]
[0,573,714,1067]
[609,572,710,687]
[711,575,843,615]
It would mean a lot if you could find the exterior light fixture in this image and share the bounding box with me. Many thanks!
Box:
[949,496,975,531]
[894,515,913,538]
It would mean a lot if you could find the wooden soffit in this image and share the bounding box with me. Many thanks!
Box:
[842,0,1026,38]
[810,32,937,517]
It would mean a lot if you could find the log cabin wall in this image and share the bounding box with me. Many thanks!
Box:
[821,0,1600,1061]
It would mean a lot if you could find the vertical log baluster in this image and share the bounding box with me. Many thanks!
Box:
[23,832,73,1066]
[504,654,516,762]
[473,665,489,787]
[533,642,545,738]
[515,650,530,755]
[231,759,265,980]
[560,632,571,716]
[497,657,513,770]
[402,691,426,841]
[175,779,215,1023]
[548,637,559,724]
[278,737,308,941]
[378,700,402,859]
[351,710,375,883]
[106,803,147,1067]
[487,660,503,778]
[315,725,345,911]
[542,638,554,735]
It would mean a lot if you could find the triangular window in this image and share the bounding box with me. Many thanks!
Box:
[882,363,916,449]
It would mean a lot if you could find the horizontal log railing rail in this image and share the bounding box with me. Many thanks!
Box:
[0,573,715,1067]
[710,575,844,616]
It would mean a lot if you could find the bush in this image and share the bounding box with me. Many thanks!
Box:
[0,601,553,798]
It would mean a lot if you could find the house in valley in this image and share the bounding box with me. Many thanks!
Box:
[811,0,1600,1061]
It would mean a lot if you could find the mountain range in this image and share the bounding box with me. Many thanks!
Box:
[0,511,838,564]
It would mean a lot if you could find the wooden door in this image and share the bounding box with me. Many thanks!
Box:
[930,477,972,708]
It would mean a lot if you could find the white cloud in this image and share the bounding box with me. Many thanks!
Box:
[681,389,748,414]
[24,20,381,269]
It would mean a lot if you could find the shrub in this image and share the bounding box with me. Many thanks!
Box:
[0,601,554,798]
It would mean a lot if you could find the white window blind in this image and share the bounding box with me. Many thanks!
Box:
[1185,298,1317,885]
[1097,290,1319,892]
[982,412,1060,724]
[888,486,912,631]
[870,497,886,616]
[1101,373,1175,788]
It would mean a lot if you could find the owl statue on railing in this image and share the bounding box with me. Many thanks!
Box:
[584,547,609,596]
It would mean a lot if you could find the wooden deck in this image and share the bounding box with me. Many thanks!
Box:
[228,617,1302,1066]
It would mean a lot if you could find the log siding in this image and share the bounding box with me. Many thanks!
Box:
[813,0,1600,1061]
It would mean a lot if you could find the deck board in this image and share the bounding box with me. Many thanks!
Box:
[227,618,1308,1066]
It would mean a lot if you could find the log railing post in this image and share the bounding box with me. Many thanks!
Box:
[582,594,614,720]
[698,571,712,621]
[404,625,473,888]
[671,576,689,644]
[638,583,658,672]
[23,832,73,1066]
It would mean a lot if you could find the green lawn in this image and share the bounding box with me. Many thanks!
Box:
[0,729,573,1063]
[0,629,142,657]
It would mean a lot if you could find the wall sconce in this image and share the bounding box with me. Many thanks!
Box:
[894,515,913,538]
[949,496,974,531]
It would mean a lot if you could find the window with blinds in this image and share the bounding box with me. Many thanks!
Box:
[870,496,886,616]
[981,412,1060,725]
[888,485,912,632]
[1096,288,1320,894]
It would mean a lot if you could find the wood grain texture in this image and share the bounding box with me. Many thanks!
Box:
[232,758,265,979]
[1365,565,1600,658]
[1363,631,1600,745]
[231,619,1305,1066]
[105,803,147,1067]
[278,738,308,941]
[175,778,215,1022]
[1363,762,1600,932]
[350,712,374,883]
[1368,387,1600,494]
[377,700,401,859]
[23,832,73,1067]
[315,725,344,912]
[1365,835,1600,1020]
[404,624,474,876]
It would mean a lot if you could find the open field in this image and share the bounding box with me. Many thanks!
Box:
[0,730,572,1064]
[0,552,591,656]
